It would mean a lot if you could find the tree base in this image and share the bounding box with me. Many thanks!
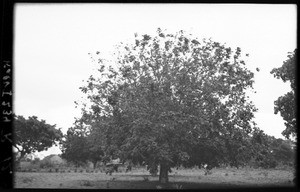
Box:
[159,163,169,184]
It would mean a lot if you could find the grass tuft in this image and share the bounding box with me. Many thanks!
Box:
[172,183,183,189]
[22,178,32,184]
[81,180,93,187]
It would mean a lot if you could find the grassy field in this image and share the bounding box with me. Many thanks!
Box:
[14,167,295,189]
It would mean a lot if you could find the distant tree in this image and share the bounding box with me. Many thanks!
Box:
[61,126,89,167]
[248,129,296,169]
[79,29,257,183]
[86,124,106,168]
[224,129,254,168]
[40,154,64,168]
[61,122,105,168]
[250,129,278,168]
[13,115,63,164]
[270,49,297,139]
[31,157,41,165]
[270,138,295,165]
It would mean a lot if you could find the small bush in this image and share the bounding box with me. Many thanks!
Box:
[40,160,55,169]
[156,185,163,189]
[32,158,41,165]
[204,169,212,175]
[148,165,158,176]
[172,184,183,189]
[143,176,149,182]
[259,158,277,169]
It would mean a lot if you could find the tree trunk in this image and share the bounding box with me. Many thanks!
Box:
[14,151,25,171]
[16,151,25,164]
[93,161,97,169]
[159,163,169,184]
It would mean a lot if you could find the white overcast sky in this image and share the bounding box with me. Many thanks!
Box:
[14,4,297,158]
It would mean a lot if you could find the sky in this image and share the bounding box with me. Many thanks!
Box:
[14,3,297,159]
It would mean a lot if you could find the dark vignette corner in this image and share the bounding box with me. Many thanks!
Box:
[0,0,14,189]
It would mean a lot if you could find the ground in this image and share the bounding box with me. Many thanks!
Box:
[14,167,295,189]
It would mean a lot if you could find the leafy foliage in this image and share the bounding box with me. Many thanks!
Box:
[61,127,89,166]
[269,138,295,166]
[39,155,63,168]
[270,49,297,139]
[61,122,105,167]
[14,115,63,163]
[78,29,257,183]
[248,128,295,169]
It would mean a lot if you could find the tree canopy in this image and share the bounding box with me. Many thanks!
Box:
[13,115,63,163]
[270,49,297,139]
[77,29,258,183]
[61,121,105,168]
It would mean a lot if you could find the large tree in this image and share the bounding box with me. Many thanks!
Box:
[270,49,297,139]
[79,29,257,183]
[13,115,63,164]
